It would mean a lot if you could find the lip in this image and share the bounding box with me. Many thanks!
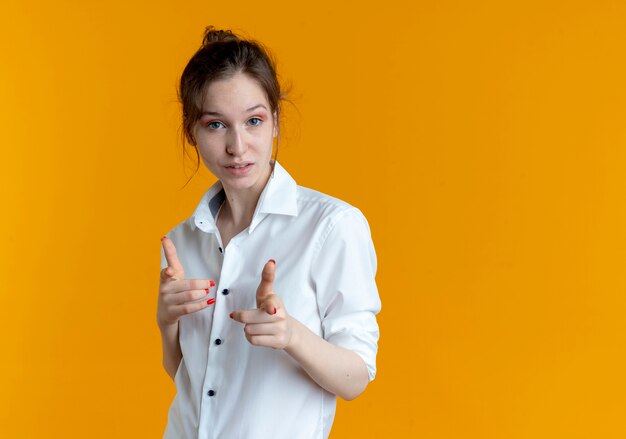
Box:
[224,162,252,168]
[223,162,254,176]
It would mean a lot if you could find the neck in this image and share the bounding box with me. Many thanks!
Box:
[220,190,261,229]
[220,165,273,229]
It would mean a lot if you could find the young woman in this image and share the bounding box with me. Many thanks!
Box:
[157,26,381,439]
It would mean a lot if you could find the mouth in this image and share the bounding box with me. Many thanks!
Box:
[225,162,253,169]
[224,162,254,176]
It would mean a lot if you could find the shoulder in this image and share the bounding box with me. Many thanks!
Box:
[294,184,370,236]
[296,185,355,216]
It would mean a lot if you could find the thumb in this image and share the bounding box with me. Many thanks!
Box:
[161,236,185,281]
[256,259,276,308]
[261,293,282,316]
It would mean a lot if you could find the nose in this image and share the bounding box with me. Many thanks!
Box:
[226,126,247,156]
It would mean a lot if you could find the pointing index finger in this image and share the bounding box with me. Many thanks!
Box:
[255,259,275,308]
[161,236,185,280]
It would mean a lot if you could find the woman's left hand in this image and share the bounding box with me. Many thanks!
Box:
[231,260,294,349]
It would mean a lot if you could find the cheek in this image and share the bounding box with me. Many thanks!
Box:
[199,153,211,166]
[261,129,275,152]
[197,135,221,156]
[261,139,274,158]
[197,145,219,168]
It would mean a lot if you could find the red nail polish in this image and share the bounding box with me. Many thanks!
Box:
[160,236,166,242]
[207,298,216,305]
[209,280,216,287]
[205,288,209,294]
[269,259,276,265]
[273,307,277,315]
[229,312,234,319]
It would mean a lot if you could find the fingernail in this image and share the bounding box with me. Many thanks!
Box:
[209,280,216,287]
[229,312,234,319]
[207,298,216,305]
[269,259,276,265]
[205,288,209,294]
[273,307,277,315]
[160,236,166,242]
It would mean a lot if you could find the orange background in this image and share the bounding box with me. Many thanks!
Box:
[2,1,625,437]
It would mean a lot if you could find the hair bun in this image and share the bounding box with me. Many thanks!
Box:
[202,26,238,46]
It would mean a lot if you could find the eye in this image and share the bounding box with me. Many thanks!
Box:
[248,117,262,127]
[207,121,224,129]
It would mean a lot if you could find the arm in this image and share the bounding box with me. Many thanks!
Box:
[284,316,369,400]
[157,235,215,381]
[158,242,182,382]
[158,321,182,381]
[308,207,381,393]
[234,208,381,400]
[233,267,370,400]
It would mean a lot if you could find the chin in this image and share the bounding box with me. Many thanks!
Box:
[221,173,257,188]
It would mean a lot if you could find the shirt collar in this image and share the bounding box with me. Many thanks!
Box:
[192,161,298,234]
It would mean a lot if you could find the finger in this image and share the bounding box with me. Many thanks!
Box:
[159,266,176,283]
[255,259,276,308]
[260,294,282,316]
[161,236,185,280]
[231,308,277,324]
[162,288,210,306]
[160,278,215,295]
[246,335,279,348]
[243,323,280,336]
[174,297,216,316]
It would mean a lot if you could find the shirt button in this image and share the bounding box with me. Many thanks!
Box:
[222,288,229,296]
[218,247,223,253]
[207,390,215,397]
[215,338,222,345]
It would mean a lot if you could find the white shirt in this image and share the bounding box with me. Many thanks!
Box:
[160,161,381,439]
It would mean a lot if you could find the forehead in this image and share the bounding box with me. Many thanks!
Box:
[201,72,269,113]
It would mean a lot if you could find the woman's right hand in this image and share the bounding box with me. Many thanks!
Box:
[157,236,216,328]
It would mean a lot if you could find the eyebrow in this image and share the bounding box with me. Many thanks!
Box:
[200,104,268,117]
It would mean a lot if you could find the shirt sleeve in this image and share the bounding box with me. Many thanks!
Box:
[311,207,382,382]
